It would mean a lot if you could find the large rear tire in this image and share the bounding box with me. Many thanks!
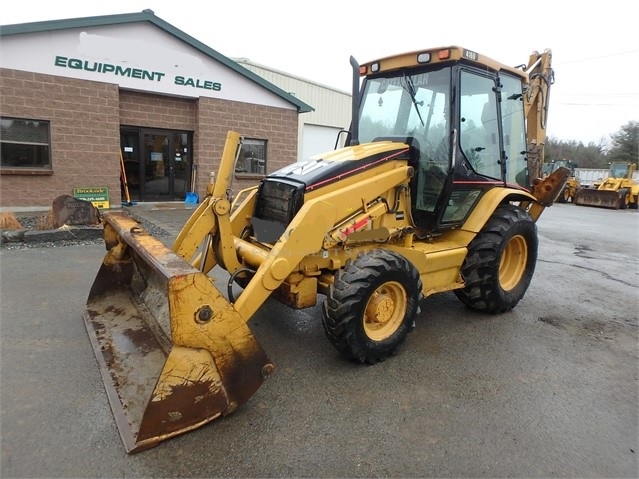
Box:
[322,249,422,364]
[454,205,538,313]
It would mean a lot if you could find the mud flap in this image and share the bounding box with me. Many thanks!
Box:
[84,212,273,453]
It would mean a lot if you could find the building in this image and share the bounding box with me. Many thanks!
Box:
[234,58,351,161]
[0,9,351,210]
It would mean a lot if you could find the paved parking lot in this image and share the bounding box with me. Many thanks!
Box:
[1,202,637,478]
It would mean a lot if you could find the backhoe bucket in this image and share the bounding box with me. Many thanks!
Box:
[574,189,623,209]
[83,212,272,453]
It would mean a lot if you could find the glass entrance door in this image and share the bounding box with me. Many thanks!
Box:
[143,132,170,200]
[141,130,192,201]
[171,132,190,200]
[120,129,141,202]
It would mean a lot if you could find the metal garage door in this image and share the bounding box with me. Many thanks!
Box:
[300,124,346,161]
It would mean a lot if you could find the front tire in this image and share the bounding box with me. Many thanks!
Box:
[556,187,568,203]
[322,249,422,364]
[454,205,538,313]
[618,189,629,209]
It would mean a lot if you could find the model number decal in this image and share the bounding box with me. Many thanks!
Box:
[462,49,479,61]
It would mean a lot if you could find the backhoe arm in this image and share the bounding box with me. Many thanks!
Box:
[523,49,554,183]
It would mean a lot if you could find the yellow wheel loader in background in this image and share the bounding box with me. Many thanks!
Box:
[574,161,639,209]
[84,46,569,452]
[544,160,580,203]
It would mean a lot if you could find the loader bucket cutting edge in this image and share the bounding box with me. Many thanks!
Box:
[84,211,273,453]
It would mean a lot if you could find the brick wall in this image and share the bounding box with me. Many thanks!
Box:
[0,68,120,209]
[1,68,301,209]
[195,97,299,195]
[119,91,196,130]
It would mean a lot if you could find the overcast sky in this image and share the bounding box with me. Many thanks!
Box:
[2,0,638,146]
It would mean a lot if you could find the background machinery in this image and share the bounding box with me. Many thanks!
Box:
[544,159,580,203]
[574,161,638,209]
[84,46,568,452]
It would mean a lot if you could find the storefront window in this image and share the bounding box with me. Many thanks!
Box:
[235,138,266,175]
[0,117,51,170]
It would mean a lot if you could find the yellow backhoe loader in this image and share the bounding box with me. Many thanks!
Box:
[574,161,639,209]
[84,46,569,453]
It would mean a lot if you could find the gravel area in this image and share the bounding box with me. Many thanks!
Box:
[0,214,170,250]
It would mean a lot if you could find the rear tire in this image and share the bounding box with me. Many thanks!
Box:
[322,249,422,364]
[454,205,537,313]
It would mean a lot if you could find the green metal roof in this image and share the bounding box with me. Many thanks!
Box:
[0,9,314,113]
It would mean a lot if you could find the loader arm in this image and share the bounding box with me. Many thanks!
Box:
[232,164,412,318]
[172,135,414,322]
[172,131,245,270]
[172,198,218,269]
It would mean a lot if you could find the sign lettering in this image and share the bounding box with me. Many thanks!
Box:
[54,55,223,92]
[73,187,110,209]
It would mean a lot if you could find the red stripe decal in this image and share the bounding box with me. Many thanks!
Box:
[307,148,409,191]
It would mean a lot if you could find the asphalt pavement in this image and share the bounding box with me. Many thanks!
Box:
[1,202,637,478]
[121,201,198,239]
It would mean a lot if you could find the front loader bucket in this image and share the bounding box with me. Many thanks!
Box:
[83,212,272,453]
[574,189,622,209]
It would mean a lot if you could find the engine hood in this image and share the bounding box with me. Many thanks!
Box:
[266,141,410,192]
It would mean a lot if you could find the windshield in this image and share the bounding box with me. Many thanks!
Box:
[610,163,629,178]
[358,68,451,214]
[358,67,451,160]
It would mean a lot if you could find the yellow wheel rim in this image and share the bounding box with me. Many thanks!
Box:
[363,281,408,341]
[499,234,528,292]
[563,188,571,202]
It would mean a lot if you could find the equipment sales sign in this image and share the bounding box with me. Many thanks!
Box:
[54,55,223,92]
[73,187,110,209]
[1,28,292,109]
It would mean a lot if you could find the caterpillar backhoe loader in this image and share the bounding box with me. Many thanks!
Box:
[84,46,569,453]
[573,161,639,209]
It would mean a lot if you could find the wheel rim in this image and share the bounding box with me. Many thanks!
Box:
[499,234,528,292]
[363,281,407,341]
[563,188,571,202]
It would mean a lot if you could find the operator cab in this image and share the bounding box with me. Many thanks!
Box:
[351,47,531,233]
